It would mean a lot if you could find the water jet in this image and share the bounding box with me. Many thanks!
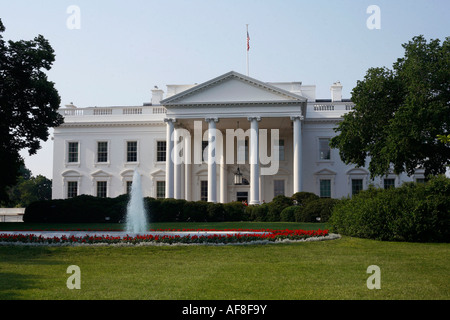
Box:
[125,169,149,233]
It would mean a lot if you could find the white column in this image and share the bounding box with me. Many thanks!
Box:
[248,116,261,205]
[184,131,192,201]
[206,117,219,203]
[291,116,303,194]
[220,134,227,203]
[174,127,182,199]
[164,118,175,198]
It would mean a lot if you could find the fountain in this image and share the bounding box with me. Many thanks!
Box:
[0,168,272,244]
[125,169,149,233]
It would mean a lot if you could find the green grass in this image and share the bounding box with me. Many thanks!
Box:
[0,222,448,300]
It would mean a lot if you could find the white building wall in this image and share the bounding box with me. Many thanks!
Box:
[52,73,421,202]
[52,123,166,199]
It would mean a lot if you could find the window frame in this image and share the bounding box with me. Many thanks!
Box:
[318,138,331,161]
[273,179,285,197]
[126,140,138,163]
[96,181,108,198]
[96,141,109,164]
[200,180,208,201]
[351,179,363,195]
[384,178,395,189]
[67,141,80,164]
[319,179,331,198]
[156,181,165,199]
[156,140,167,162]
[67,181,78,199]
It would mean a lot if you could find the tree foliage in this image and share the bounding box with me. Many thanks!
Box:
[0,18,63,201]
[330,36,450,178]
[1,165,52,208]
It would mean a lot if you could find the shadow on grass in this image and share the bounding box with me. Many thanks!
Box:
[0,272,43,299]
[0,246,68,300]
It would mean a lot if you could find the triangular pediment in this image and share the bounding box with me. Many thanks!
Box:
[161,71,307,106]
[314,168,337,176]
[91,170,111,178]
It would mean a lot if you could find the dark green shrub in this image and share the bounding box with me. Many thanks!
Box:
[280,206,300,222]
[207,202,225,222]
[329,176,450,242]
[179,200,207,222]
[246,203,269,221]
[300,198,339,222]
[266,195,293,221]
[23,194,128,223]
[223,201,248,221]
[291,192,319,205]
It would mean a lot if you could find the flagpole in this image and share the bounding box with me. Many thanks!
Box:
[246,24,249,76]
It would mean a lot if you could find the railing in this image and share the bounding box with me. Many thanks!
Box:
[94,108,113,115]
[314,104,335,111]
[311,103,355,112]
[309,102,355,118]
[60,106,166,117]
[123,108,143,115]
[152,107,166,114]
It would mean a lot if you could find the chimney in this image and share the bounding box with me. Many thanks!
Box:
[151,86,164,105]
[330,81,342,102]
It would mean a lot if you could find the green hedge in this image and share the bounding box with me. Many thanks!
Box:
[24,191,340,224]
[23,196,250,223]
[23,194,129,223]
[329,175,450,242]
[279,193,338,223]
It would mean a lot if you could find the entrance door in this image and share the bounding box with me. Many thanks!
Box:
[236,191,248,203]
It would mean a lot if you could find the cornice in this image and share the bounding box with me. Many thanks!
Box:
[59,121,165,128]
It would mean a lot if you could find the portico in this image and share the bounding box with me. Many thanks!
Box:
[52,70,418,202]
[161,71,307,204]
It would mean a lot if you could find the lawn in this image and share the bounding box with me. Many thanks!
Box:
[0,222,448,300]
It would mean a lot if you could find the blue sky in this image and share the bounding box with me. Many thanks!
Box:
[1,0,449,178]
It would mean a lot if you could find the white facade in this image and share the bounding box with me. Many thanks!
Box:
[52,71,422,202]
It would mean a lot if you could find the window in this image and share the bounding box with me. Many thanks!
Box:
[200,180,208,201]
[97,181,107,198]
[237,139,249,163]
[127,141,138,162]
[416,178,426,184]
[319,138,331,160]
[156,181,165,199]
[67,181,78,198]
[320,179,331,198]
[276,139,285,161]
[157,141,166,162]
[126,181,133,194]
[202,141,208,162]
[68,142,79,163]
[245,140,249,162]
[236,192,248,202]
[274,180,285,197]
[97,141,108,163]
[352,179,363,195]
[384,179,395,189]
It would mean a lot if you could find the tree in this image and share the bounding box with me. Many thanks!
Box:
[330,36,450,178]
[0,18,63,201]
[2,164,52,208]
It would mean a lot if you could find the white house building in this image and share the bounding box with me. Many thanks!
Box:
[52,71,423,203]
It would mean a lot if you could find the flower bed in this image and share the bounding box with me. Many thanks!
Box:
[0,229,331,246]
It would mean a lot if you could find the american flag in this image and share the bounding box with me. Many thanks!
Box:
[247,30,250,51]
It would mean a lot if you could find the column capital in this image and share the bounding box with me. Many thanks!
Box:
[164,117,176,123]
[247,116,261,122]
[290,115,304,121]
[205,117,219,123]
